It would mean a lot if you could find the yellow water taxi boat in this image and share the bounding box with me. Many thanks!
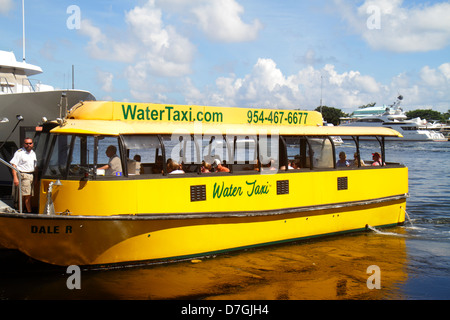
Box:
[0,101,408,266]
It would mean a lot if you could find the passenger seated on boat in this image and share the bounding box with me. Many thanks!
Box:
[290,160,300,169]
[336,151,350,167]
[352,152,366,167]
[167,160,185,174]
[280,160,293,171]
[134,155,142,174]
[98,145,122,176]
[201,161,212,173]
[127,155,141,175]
[212,159,230,173]
[261,158,277,171]
[371,152,385,166]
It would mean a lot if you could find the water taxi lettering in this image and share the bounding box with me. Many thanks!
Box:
[213,180,270,199]
[31,225,73,234]
[212,181,243,198]
[246,180,270,196]
[121,104,223,123]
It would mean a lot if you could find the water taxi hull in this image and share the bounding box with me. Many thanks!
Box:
[0,195,406,267]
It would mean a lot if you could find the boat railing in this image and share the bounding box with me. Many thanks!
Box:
[0,76,37,94]
[0,77,14,94]
[0,157,22,213]
[22,78,38,93]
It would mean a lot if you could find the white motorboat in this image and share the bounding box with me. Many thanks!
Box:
[339,96,447,142]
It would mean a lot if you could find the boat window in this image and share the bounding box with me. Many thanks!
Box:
[161,134,201,174]
[67,135,96,177]
[33,130,53,172]
[44,135,70,177]
[121,135,163,175]
[229,135,258,171]
[357,119,384,123]
[307,137,334,169]
[281,136,334,170]
[283,136,309,169]
[401,126,417,131]
[199,134,232,172]
[97,136,120,163]
[258,135,279,170]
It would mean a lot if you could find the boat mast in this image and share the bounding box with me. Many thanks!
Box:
[22,0,26,62]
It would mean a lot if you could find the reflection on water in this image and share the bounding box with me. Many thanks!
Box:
[0,229,408,300]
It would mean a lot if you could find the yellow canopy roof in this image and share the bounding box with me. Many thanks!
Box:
[51,101,403,137]
[52,119,402,137]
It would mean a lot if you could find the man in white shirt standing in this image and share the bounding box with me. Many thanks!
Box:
[10,137,37,213]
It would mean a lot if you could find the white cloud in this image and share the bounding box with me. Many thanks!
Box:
[79,19,137,63]
[337,0,450,52]
[438,63,450,81]
[0,0,14,15]
[182,58,383,109]
[154,0,262,42]
[192,0,263,42]
[419,64,450,93]
[124,1,195,77]
[202,58,300,108]
[182,58,450,113]
[78,0,262,99]
[420,66,445,87]
[80,1,196,72]
[79,0,260,69]
[97,70,114,93]
[79,0,196,99]
[75,1,450,113]
[415,63,450,109]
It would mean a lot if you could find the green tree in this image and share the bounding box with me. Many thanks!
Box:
[405,109,445,121]
[315,106,348,125]
[443,110,450,121]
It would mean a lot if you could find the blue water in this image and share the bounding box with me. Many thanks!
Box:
[388,141,450,299]
[0,141,449,300]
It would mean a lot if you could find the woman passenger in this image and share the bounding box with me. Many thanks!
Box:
[201,161,212,173]
[352,152,366,167]
[371,152,385,166]
[336,151,350,167]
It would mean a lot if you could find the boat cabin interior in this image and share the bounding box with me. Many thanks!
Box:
[39,131,397,182]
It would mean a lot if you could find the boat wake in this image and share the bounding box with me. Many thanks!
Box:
[367,225,407,237]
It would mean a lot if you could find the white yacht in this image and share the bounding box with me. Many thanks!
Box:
[0,50,95,185]
[340,96,447,142]
[0,50,95,142]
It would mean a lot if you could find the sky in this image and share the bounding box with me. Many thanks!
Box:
[1,0,450,114]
